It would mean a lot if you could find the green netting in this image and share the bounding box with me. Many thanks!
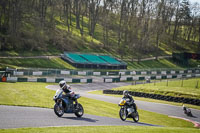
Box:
[80,54,107,64]
[99,55,121,64]
[66,53,88,63]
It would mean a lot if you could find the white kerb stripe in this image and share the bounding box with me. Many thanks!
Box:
[141,71,147,75]
[167,75,172,79]
[161,71,166,75]
[186,74,192,78]
[64,78,72,82]
[171,71,175,74]
[133,76,139,80]
[14,72,24,76]
[145,76,150,79]
[177,75,182,78]
[61,71,70,75]
[28,78,37,82]
[120,77,127,81]
[188,70,192,73]
[46,78,55,83]
[196,70,200,73]
[132,71,136,75]
[119,72,125,75]
[156,76,162,79]
[105,78,112,82]
[179,71,184,74]
[195,74,200,77]
[78,71,86,75]
[93,72,101,76]
[33,72,42,76]
[151,71,157,74]
[7,77,18,82]
[80,79,87,83]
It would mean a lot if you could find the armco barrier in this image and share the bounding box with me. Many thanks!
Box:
[103,90,200,106]
[4,77,92,83]
[10,68,200,76]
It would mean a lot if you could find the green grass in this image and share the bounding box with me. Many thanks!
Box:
[1,126,200,133]
[0,82,195,128]
[0,57,75,69]
[1,57,199,71]
[0,48,61,57]
[127,58,200,70]
[127,59,180,69]
[113,78,200,99]
[89,90,200,110]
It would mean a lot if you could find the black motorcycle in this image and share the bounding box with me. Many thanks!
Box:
[118,97,139,122]
[53,88,84,117]
[183,105,193,117]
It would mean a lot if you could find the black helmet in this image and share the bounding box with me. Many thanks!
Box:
[123,90,129,96]
[59,80,67,89]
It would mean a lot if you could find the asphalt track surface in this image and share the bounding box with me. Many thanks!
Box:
[0,105,156,129]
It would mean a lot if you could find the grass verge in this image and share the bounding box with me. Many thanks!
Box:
[0,126,200,133]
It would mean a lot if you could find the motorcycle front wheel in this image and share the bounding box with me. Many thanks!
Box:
[132,111,139,122]
[119,108,127,121]
[54,103,64,117]
[75,103,84,117]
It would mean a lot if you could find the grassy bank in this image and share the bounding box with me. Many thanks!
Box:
[0,82,195,128]
[1,57,200,70]
[0,57,75,70]
[112,78,200,99]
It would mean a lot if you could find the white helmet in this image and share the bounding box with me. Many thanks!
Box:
[59,80,67,89]
[123,90,129,96]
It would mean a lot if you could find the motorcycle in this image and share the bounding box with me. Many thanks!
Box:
[118,97,139,122]
[183,105,193,117]
[53,88,84,117]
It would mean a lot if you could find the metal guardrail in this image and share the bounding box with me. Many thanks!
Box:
[5,67,200,76]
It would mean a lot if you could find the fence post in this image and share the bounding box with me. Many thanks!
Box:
[181,79,183,87]
[166,79,168,86]
[196,80,199,88]
[154,80,156,86]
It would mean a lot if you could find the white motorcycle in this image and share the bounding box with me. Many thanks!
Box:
[118,97,139,122]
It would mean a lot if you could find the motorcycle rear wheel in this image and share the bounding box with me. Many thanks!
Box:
[54,103,64,117]
[119,108,127,121]
[75,103,84,117]
[132,111,139,122]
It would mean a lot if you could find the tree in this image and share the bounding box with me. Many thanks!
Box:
[88,0,101,37]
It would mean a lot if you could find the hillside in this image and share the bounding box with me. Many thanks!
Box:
[0,0,200,70]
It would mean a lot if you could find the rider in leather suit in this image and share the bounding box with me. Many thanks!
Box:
[123,90,136,112]
[59,80,75,100]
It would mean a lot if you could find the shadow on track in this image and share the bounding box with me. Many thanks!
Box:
[124,121,160,127]
[61,116,99,123]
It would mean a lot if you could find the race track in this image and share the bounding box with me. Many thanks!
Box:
[48,82,200,123]
[1,82,199,129]
[0,105,155,129]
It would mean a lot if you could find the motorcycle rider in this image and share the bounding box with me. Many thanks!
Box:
[59,80,75,100]
[123,90,136,112]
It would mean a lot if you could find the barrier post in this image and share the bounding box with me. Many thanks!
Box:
[181,79,184,87]
[166,80,168,86]
[196,80,199,88]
